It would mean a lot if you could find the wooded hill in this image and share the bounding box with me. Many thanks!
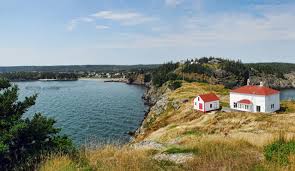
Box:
[0,65,159,73]
[151,57,295,89]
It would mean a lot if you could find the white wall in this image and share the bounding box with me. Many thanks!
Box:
[194,97,204,111]
[230,92,280,113]
[204,100,220,112]
[265,93,280,113]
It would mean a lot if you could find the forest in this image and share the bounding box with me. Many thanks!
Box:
[0,72,78,81]
[151,57,295,88]
[0,64,159,73]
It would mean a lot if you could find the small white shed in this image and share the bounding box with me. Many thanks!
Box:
[193,93,220,112]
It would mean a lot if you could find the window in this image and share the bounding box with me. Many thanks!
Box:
[271,104,275,109]
[210,104,212,108]
[256,106,261,112]
[198,97,200,101]
[234,103,237,108]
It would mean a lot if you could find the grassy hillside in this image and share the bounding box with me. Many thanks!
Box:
[39,81,295,171]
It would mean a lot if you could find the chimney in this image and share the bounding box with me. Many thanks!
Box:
[259,81,264,87]
[247,79,250,86]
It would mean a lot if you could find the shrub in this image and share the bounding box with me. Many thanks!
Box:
[264,137,295,165]
[168,81,182,90]
[165,147,199,154]
[144,73,152,83]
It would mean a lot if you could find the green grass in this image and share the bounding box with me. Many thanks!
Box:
[220,101,229,108]
[264,136,295,165]
[168,124,178,129]
[165,147,199,155]
[279,100,295,114]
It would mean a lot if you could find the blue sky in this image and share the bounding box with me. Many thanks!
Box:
[0,0,295,66]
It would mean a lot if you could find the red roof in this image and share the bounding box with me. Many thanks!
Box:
[237,99,252,104]
[199,93,219,102]
[231,85,279,96]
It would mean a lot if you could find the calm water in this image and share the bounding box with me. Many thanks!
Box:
[16,80,147,145]
[280,89,295,100]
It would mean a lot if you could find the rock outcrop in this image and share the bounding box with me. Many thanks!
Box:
[249,72,295,89]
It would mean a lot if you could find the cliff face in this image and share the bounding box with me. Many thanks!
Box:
[249,72,295,89]
[127,73,147,85]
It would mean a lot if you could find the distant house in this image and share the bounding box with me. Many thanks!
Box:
[194,93,220,112]
[230,82,280,113]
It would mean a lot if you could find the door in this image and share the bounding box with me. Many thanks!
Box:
[199,103,203,110]
[256,106,261,112]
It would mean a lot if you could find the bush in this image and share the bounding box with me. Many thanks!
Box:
[264,137,295,165]
[165,147,198,154]
[168,81,182,90]
[144,73,151,83]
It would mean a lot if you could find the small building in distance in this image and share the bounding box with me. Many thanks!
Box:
[194,93,220,112]
[230,82,280,113]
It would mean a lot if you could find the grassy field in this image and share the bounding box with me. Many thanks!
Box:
[40,82,295,171]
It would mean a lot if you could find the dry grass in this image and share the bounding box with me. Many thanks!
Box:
[40,139,262,171]
[169,82,229,101]
[85,145,180,171]
[39,155,78,171]
[184,139,262,171]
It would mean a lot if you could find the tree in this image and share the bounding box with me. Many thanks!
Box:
[0,79,74,170]
[152,62,179,87]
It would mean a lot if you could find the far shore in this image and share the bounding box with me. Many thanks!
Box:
[78,77,125,81]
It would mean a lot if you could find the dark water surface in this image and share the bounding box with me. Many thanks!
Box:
[16,80,147,145]
[280,89,295,100]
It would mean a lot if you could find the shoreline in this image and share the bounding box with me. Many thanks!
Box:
[78,78,115,81]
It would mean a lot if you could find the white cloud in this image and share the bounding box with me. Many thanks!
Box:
[67,17,94,31]
[92,4,295,49]
[95,25,109,30]
[68,10,155,31]
[91,11,155,25]
[80,17,93,22]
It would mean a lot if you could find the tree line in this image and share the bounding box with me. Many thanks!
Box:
[0,72,78,81]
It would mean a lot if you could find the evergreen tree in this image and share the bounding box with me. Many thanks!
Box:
[0,79,74,170]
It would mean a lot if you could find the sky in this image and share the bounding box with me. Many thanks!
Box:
[0,0,295,66]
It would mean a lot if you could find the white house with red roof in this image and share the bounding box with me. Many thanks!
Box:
[194,93,220,112]
[230,82,280,113]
